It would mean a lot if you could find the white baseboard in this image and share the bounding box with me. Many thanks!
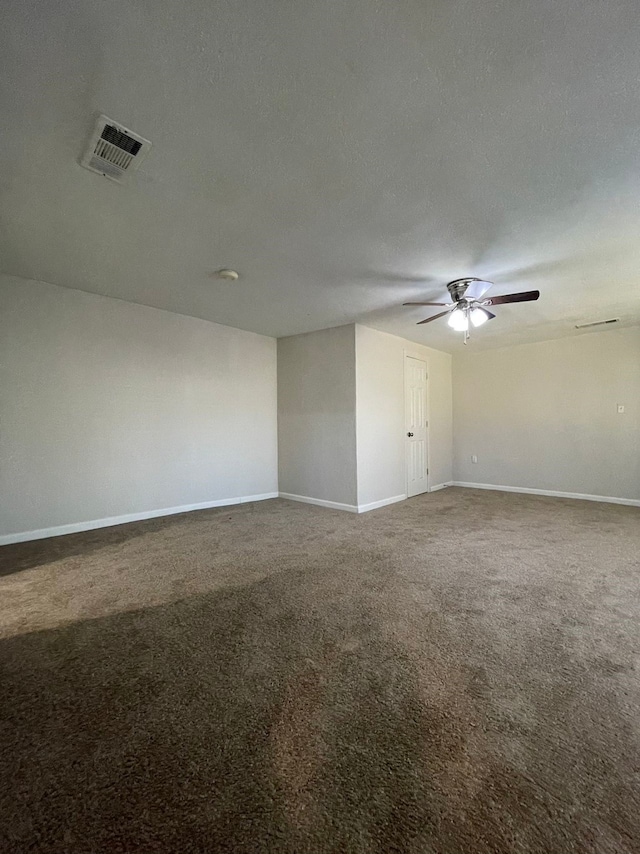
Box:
[357,494,406,513]
[279,492,408,514]
[429,482,452,493]
[278,492,359,513]
[452,482,640,508]
[0,492,280,546]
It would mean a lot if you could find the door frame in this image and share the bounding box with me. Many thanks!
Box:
[403,350,431,496]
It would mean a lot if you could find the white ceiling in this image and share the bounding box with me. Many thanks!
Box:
[2,0,640,352]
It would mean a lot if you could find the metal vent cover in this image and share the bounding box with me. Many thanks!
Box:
[80,115,151,182]
[575,318,620,329]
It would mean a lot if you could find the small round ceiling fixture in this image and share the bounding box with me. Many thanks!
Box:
[213,268,239,281]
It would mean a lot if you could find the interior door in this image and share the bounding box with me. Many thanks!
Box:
[405,356,428,498]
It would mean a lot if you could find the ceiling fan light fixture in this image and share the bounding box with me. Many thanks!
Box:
[404,278,539,336]
[470,307,491,327]
[448,308,469,332]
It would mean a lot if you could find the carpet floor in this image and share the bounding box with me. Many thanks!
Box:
[1,488,639,853]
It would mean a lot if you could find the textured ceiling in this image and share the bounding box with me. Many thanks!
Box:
[1,0,640,351]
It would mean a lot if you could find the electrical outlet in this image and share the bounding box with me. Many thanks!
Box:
[471,455,478,464]
[617,404,625,414]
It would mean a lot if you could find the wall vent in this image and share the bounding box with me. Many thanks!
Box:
[80,115,151,182]
[575,318,619,329]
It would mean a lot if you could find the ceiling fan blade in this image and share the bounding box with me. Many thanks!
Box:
[483,290,540,306]
[464,279,493,300]
[403,301,452,307]
[417,309,453,325]
[483,309,496,320]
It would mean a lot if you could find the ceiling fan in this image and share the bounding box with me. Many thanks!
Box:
[404,278,540,342]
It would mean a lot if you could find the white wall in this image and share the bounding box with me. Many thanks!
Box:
[277,325,357,507]
[355,325,453,507]
[453,327,640,502]
[0,276,278,542]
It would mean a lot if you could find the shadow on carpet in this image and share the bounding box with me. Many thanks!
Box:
[2,556,639,854]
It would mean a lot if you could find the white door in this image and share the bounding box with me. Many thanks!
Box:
[405,356,428,497]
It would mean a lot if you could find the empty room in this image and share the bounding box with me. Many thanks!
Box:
[1,1,639,852]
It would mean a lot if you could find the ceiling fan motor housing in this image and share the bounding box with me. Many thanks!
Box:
[447,277,481,302]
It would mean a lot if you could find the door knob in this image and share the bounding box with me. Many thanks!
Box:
[407,432,414,437]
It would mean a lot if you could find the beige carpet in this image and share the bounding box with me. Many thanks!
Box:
[1,488,639,853]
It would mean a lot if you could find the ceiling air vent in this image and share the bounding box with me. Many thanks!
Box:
[575,318,619,329]
[80,115,151,182]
